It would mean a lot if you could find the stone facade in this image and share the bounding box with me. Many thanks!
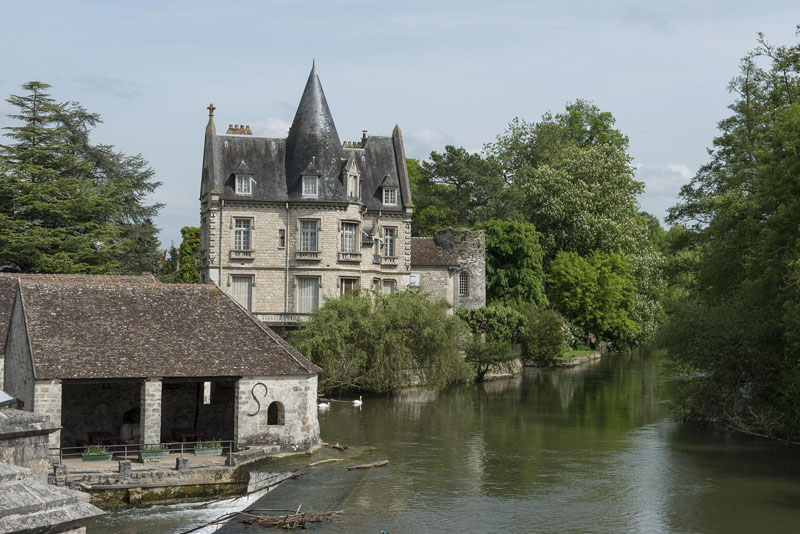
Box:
[0,408,59,476]
[436,229,487,310]
[140,379,162,445]
[203,200,412,319]
[233,375,319,451]
[3,293,35,410]
[33,380,62,450]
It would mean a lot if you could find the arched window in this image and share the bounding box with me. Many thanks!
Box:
[459,271,469,297]
[267,401,285,425]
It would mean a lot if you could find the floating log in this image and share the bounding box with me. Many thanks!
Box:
[331,442,348,451]
[307,458,343,467]
[346,459,389,470]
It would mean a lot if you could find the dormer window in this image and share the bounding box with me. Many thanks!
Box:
[236,174,252,195]
[302,176,318,198]
[347,174,359,199]
[383,187,398,206]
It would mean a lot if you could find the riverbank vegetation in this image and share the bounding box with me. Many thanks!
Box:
[292,290,472,393]
[660,31,800,441]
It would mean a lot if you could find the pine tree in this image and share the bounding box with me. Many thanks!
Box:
[0,82,162,273]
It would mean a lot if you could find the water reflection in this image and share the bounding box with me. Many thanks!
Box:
[88,349,800,533]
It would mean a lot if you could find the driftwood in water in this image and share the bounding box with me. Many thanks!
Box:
[240,505,343,529]
[307,458,343,467]
[346,459,389,470]
[331,442,348,451]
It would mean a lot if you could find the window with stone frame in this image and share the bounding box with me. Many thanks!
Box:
[278,228,286,249]
[459,270,470,296]
[340,277,359,296]
[383,187,397,206]
[236,174,252,195]
[302,175,318,197]
[234,218,252,250]
[300,220,319,251]
[341,222,358,253]
[231,274,253,311]
[383,227,396,257]
[297,276,320,313]
[382,279,396,295]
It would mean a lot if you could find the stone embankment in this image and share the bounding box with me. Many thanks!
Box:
[551,352,602,367]
[52,444,316,508]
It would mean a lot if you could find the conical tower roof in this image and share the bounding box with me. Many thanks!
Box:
[285,63,343,195]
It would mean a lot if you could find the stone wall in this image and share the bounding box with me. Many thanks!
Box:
[233,375,319,450]
[435,229,486,309]
[61,382,140,446]
[203,200,412,314]
[4,293,35,410]
[140,379,162,445]
[413,266,454,313]
[33,380,61,450]
[0,407,59,475]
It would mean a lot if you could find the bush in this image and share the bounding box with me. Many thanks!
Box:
[518,307,564,365]
[293,289,471,393]
[464,338,514,382]
[82,445,109,456]
[195,440,222,450]
[457,305,525,381]
[141,443,169,452]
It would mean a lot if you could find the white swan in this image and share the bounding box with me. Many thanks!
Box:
[318,401,330,409]
[352,395,363,406]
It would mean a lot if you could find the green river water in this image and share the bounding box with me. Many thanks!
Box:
[86,350,800,533]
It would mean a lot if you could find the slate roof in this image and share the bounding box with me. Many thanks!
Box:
[201,64,412,211]
[5,275,319,380]
[410,238,459,267]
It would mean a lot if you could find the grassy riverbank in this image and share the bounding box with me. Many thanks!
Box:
[558,349,597,359]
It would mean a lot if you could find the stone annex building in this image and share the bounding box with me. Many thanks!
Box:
[0,274,321,452]
[200,64,486,323]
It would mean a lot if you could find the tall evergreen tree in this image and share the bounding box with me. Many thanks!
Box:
[0,82,162,274]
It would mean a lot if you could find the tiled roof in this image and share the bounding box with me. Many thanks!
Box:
[0,274,155,352]
[5,275,319,380]
[410,237,459,267]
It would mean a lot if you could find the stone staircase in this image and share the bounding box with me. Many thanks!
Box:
[0,462,103,533]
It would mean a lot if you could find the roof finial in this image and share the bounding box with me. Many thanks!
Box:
[207,103,216,118]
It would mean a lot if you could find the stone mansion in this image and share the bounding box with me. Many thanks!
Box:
[200,64,485,324]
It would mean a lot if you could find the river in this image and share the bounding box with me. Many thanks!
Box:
[86,349,800,533]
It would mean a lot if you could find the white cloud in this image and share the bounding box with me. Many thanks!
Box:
[403,129,456,159]
[636,162,695,223]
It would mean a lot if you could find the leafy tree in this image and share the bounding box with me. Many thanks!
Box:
[475,219,547,306]
[176,226,201,283]
[0,82,162,274]
[548,250,638,347]
[293,290,471,393]
[409,147,516,236]
[457,305,525,381]
[157,243,180,282]
[515,304,564,365]
[664,30,800,439]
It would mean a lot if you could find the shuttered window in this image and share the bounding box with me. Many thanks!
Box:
[231,275,253,311]
[340,277,359,296]
[382,279,396,295]
[297,277,320,313]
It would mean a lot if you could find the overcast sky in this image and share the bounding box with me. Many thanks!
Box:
[1,1,798,247]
